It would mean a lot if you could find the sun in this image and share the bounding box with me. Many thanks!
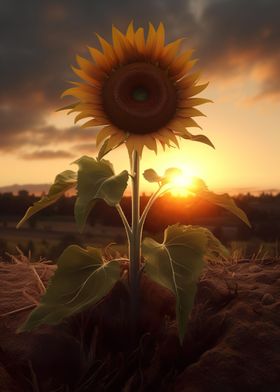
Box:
[165,165,198,196]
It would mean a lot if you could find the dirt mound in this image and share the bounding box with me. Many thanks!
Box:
[1,255,280,391]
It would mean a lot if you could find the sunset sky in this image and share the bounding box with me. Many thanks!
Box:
[1,0,279,194]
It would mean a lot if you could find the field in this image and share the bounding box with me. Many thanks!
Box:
[1,214,279,264]
[1,250,280,391]
[0,193,280,390]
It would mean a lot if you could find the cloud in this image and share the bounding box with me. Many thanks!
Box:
[73,143,98,154]
[21,150,74,160]
[197,0,280,99]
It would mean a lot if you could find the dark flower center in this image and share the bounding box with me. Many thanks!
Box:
[132,86,149,102]
[102,62,177,134]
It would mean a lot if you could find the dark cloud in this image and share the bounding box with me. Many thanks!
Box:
[197,0,280,99]
[0,113,98,153]
[73,143,98,154]
[0,0,279,156]
[21,150,74,160]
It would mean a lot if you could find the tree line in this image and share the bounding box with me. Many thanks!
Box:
[0,190,280,243]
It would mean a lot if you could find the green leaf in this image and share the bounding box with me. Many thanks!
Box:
[204,229,229,260]
[143,169,162,183]
[18,245,121,332]
[74,156,129,231]
[17,170,77,228]
[143,224,225,343]
[189,178,251,227]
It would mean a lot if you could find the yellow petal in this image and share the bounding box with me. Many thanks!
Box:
[88,47,112,73]
[171,59,198,81]
[171,59,198,82]
[159,38,185,68]
[56,102,78,112]
[126,20,135,44]
[167,118,186,133]
[71,66,102,87]
[106,131,126,149]
[73,103,104,114]
[126,135,144,158]
[96,125,118,146]
[81,118,108,128]
[96,33,119,68]
[74,112,93,123]
[116,26,138,62]
[176,108,206,117]
[145,22,157,58]
[112,25,127,64]
[168,49,194,75]
[75,55,107,81]
[134,27,145,55]
[142,135,157,153]
[159,139,167,151]
[157,128,179,147]
[68,81,102,92]
[177,82,209,99]
[178,98,213,107]
[125,137,134,158]
[61,87,101,103]
[175,71,201,88]
[150,22,165,62]
[177,117,202,129]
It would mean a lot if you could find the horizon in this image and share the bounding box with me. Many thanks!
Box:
[1,182,279,198]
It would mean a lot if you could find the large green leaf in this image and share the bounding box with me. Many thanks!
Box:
[74,156,129,231]
[17,170,77,228]
[142,224,226,343]
[18,245,121,332]
[189,178,251,227]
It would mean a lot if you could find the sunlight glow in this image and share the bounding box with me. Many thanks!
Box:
[167,172,196,197]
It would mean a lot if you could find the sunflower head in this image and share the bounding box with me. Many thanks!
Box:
[62,21,212,157]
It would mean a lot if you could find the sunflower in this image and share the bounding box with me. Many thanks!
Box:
[62,21,211,157]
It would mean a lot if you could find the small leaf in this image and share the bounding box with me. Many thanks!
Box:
[74,156,129,231]
[17,170,77,228]
[143,224,224,343]
[143,169,162,183]
[18,245,121,332]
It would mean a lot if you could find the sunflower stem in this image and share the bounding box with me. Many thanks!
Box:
[139,184,163,238]
[116,204,132,243]
[129,150,141,336]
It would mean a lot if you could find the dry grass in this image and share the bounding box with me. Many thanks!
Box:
[0,248,55,327]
